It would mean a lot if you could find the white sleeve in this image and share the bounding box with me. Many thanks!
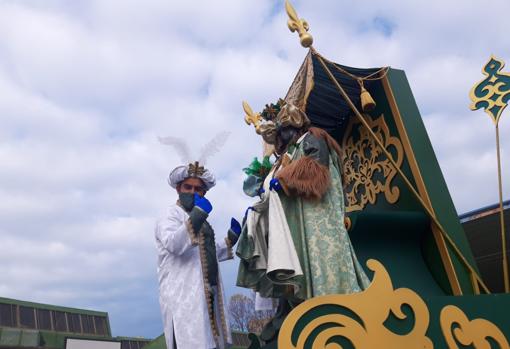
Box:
[156,209,198,256]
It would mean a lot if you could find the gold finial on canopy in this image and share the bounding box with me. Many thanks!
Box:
[285,0,313,48]
[242,101,263,133]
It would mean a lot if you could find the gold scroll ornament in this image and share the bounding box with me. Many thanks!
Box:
[341,114,404,212]
[278,259,433,349]
[441,305,510,349]
[279,259,510,349]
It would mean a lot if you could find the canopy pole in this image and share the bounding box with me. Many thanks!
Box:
[495,124,509,292]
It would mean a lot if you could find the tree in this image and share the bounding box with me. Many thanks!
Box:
[228,294,254,332]
[228,293,276,334]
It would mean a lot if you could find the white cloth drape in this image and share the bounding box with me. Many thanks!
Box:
[245,171,303,288]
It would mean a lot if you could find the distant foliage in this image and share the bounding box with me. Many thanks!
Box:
[228,294,275,334]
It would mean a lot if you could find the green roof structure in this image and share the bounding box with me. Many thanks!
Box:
[0,297,151,349]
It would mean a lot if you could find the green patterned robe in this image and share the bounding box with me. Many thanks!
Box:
[236,132,370,301]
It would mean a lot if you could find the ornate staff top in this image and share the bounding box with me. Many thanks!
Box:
[242,101,263,134]
[469,55,510,125]
[469,55,509,292]
[285,0,313,48]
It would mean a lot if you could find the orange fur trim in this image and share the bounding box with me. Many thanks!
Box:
[277,156,330,201]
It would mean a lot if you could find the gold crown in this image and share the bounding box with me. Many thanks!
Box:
[188,161,206,177]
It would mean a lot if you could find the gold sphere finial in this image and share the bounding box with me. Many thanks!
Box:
[285,0,313,48]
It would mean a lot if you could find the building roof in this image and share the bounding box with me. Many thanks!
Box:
[459,200,510,222]
[461,200,510,293]
[0,297,107,317]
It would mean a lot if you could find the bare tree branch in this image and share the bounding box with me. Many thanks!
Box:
[228,294,276,334]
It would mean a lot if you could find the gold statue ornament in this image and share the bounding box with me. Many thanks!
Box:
[242,101,263,134]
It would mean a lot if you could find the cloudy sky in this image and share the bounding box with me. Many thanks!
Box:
[0,0,509,340]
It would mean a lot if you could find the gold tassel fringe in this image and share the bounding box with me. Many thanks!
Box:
[359,80,376,112]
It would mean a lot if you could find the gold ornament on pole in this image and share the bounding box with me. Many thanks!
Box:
[242,101,263,133]
[242,101,275,156]
[469,55,509,293]
[285,0,313,48]
[359,79,377,112]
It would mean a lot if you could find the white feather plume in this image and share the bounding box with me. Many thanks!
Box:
[158,136,191,163]
[198,131,231,165]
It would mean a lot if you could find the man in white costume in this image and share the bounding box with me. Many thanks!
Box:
[156,161,241,349]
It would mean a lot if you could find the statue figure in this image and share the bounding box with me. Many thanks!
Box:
[236,101,370,340]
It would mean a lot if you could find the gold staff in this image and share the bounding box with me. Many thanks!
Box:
[470,55,509,293]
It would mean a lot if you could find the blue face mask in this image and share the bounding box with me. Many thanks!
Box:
[178,192,195,211]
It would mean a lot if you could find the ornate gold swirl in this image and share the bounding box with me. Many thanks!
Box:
[278,259,510,349]
[469,55,510,125]
[341,114,404,212]
[278,259,433,349]
[440,305,510,349]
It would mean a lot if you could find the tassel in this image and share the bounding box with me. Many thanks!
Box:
[359,79,376,112]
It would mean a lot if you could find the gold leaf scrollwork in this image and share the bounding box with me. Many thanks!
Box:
[440,305,510,349]
[278,259,433,349]
[341,114,404,212]
[278,259,510,349]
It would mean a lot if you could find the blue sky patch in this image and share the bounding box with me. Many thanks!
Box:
[372,16,396,37]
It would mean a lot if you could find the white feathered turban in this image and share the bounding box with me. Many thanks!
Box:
[168,164,216,190]
[159,131,229,192]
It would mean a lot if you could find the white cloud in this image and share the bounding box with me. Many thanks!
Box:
[0,0,509,340]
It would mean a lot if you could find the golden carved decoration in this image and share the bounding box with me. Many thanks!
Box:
[441,305,510,349]
[188,161,205,177]
[285,0,313,48]
[278,259,433,349]
[469,55,510,293]
[242,101,263,133]
[341,114,404,212]
[469,55,510,125]
[279,259,510,349]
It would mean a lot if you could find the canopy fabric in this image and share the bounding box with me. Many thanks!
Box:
[284,50,382,136]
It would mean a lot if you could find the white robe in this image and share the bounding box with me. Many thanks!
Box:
[155,204,233,349]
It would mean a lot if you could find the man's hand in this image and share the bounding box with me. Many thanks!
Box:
[194,193,212,214]
[228,218,241,245]
[269,178,282,192]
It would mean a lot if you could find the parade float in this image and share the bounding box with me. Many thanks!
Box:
[143,1,510,348]
[238,2,510,348]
